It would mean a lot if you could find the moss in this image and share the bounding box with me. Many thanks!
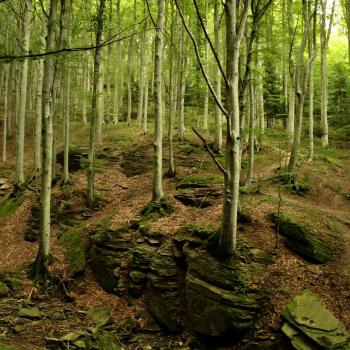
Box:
[278,171,310,196]
[141,197,174,220]
[58,230,86,274]
[0,195,24,217]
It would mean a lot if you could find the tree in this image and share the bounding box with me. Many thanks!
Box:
[153,0,165,202]
[29,0,57,284]
[176,0,251,257]
[88,0,106,208]
[320,0,335,148]
[16,0,32,188]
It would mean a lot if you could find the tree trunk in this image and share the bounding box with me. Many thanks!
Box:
[30,0,58,284]
[203,0,209,131]
[245,81,255,186]
[88,0,106,208]
[153,0,165,202]
[217,0,250,257]
[16,0,32,188]
[213,0,222,152]
[320,0,335,148]
[2,64,9,162]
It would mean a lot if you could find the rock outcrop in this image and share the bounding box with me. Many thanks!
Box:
[281,289,350,349]
[90,226,132,294]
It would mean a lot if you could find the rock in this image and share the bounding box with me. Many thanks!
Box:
[24,205,41,242]
[18,307,42,320]
[174,187,221,208]
[281,289,350,349]
[269,213,335,264]
[90,226,132,293]
[0,281,9,297]
[184,245,272,337]
[95,331,121,350]
[147,246,183,333]
[87,307,113,327]
[73,340,86,348]
[129,243,158,272]
[57,148,88,171]
[128,271,147,298]
[0,179,8,185]
[61,331,85,342]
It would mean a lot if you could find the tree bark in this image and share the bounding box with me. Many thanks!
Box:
[88,0,106,208]
[16,0,32,187]
[153,0,165,202]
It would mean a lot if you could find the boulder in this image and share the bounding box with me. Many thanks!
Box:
[281,289,350,349]
[269,213,335,263]
[90,227,132,293]
[87,307,113,327]
[57,148,88,171]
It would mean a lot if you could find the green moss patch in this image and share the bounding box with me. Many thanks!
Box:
[0,195,24,217]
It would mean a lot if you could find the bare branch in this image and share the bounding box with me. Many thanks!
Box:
[193,0,228,87]
[192,127,227,175]
[174,0,229,119]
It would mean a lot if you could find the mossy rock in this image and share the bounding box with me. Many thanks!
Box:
[87,307,112,327]
[269,213,335,263]
[3,274,21,292]
[129,243,158,272]
[95,331,121,350]
[281,289,350,349]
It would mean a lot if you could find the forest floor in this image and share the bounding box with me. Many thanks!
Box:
[0,122,350,349]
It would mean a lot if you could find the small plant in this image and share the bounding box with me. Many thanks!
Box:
[278,171,310,196]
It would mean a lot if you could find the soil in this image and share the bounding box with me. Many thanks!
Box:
[0,125,350,350]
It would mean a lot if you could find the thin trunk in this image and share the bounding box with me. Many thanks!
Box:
[2,65,9,162]
[35,57,44,181]
[96,39,104,144]
[113,0,121,124]
[217,0,250,256]
[246,81,255,185]
[88,0,106,208]
[153,0,165,202]
[16,0,32,187]
[203,0,209,131]
[213,0,222,152]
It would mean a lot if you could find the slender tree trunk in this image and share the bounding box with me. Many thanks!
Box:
[288,0,312,172]
[96,38,104,144]
[213,0,222,152]
[287,0,295,144]
[16,0,32,188]
[82,56,88,125]
[112,0,121,124]
[203,0,209,131]
[246,81,255,185]
[61,0,72,184]
[2,64,9,162]
[30,0,58,283]
[217,0,250,256]
[153,0,165,202]
[320,0,335,148]
[35,56,44,181]
[88,0,106,208]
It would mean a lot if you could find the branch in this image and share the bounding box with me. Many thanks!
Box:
[0,27,154,61]
[174,0,229,119]
[192,127,227,175]
[193,0,228,87]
